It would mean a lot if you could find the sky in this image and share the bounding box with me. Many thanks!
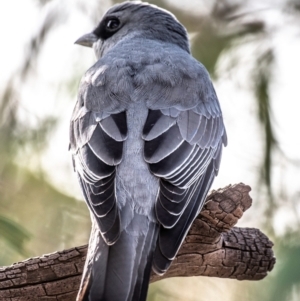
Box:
[1,0,300,235]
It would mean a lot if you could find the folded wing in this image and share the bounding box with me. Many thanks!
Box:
[143,99,227,274]
[70,104,128,245]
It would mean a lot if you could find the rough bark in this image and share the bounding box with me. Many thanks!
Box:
[0,183,276,301]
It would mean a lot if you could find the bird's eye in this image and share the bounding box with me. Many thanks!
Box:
[93,17,121,40]
[106,18,120,30]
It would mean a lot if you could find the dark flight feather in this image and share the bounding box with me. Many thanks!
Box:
[148,141,195,176]
[154,161,215,272]
[88,123,123,166]
[144,124,184,163]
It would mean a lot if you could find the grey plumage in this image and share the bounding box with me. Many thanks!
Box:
[70,1,227,301]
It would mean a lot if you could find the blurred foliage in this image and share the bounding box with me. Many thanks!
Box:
[0,216,30,257]
[287,0,300,12]
[265,236,300,301]
[0,84,88,257]
[0,159,91,265]
[0,79,91,265]
[0,3,57,259]
[253,50,276,201]
[0,0,88,264]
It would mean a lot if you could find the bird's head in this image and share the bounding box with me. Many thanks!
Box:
[75,1,190,59]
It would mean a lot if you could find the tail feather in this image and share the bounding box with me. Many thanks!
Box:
[130,221,158,301]
[78,215,158,301]
[87,240,109,300]
[77,215,109,301]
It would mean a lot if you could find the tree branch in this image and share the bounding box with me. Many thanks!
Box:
[0,184,275,301]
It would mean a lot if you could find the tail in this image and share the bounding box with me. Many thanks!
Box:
[77,214,158,301]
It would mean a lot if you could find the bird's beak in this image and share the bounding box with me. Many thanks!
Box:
[74,33,98,48]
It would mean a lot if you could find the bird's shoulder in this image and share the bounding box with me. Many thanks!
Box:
[77,38,217,112]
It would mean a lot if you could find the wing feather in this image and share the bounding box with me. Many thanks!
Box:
[148,141,195,177]
[79,144,115,178]
[88,123,123,166]
[78,174,120,241]
[177,110,201,142]
[153,161,215,273]
[198,116,214,148]
[144,124,184,163]
[89,176,115,195]
[144,117,177,141]
[190,116,207,144]
[99,112,127,141]
[160,180,186,198]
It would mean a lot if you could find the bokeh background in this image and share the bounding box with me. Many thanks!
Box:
[1,0,300,300]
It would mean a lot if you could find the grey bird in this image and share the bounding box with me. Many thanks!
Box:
[70,1,227,301]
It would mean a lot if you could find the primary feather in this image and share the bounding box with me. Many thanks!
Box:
[70,1,227,300]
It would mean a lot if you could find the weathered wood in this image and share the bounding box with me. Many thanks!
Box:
[0,184,275,301]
